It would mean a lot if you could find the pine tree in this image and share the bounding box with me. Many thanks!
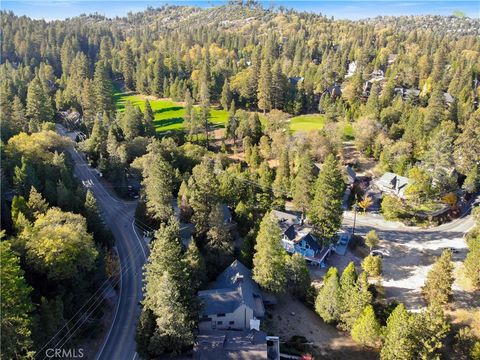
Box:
[184,90,199,140]
[14,157,40,197]
[381,304,415,360]
[271,60,287,109]
[292,153,315,216]
[143,99,156,136]
[183,240,207,291]
[309,154,345,242]
[26,76,53,126]
[12,96,28,134]
[272,149,290,199]
[361,255,382,277]
[221,79,232,110]
[413,303,450,359]
[199,79,211,147]
[422,121,457,194]
[454,111,480,175]
[187,159,220,235]
[253,213,287,293]
[1,241,33,359]
[93,61,114,114]
[257,57,272,112]
[226,102,238,141]
[205,203,234,275]
[287,253,311,299]
[122,43,135,90]
[365,230,379,250]
[315,267,342,323]
[422,249,454,305]
[341,271,372,330]
[142,142,174,223]
[142,219,195,355]
[351,305,381,347]
[152,55,164,97]
[27,186,48,220]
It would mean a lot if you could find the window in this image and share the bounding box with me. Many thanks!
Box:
[229,321,235,325]
[217,321,223,325]
[217,313,226,317]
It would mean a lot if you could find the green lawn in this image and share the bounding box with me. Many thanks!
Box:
[114,91,353,138]
[114,91,229,132]
[289,114,354,139]
[290,114,327,132]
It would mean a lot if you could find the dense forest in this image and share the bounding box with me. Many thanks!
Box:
[1,2,480,359]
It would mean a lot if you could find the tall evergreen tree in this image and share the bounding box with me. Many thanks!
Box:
[309,154,345,242]
[257,58,272,112]
[221,79,232,110]
[272,149,290,199]
[93,61,114,114]
[142,142,174,223]
[187,159,220,235]
[122,43,135,90]
[351,305,381,347]
[26,76,53,126]
[292,153,315,216]
[422,249,454,305]
[253,213,287,293]
[143,99,156,136]
[381,304,415,360]
[205,203,234,274]
[0,241,34,359]
[315,267,342,323]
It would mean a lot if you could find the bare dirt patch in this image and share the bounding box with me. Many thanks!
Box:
[262,293,377,359]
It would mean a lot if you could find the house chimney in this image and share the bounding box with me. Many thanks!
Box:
[234,273,244,284]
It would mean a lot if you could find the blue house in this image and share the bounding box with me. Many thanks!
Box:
[271,210,332,266]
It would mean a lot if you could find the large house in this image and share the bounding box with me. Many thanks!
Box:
[271,210,333,266]
[198,261,265,332]
[376,172,410,199]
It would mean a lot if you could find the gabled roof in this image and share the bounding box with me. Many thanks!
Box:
[283,224,296,241]
[271,210,300,224]
[298,233,321,253]
[199,260,264,318]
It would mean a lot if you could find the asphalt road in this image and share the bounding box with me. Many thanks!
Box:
[57,125,148,360]
[342,210,476,309]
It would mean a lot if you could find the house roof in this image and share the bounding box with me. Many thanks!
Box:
[199,260,264,318]
[344,165,356,184]
[271,210,300,224]
[198,288,245,315]
[443,92,454,104]
[283,224,296,241]
[194,330,268,360]
[298,233,321,253]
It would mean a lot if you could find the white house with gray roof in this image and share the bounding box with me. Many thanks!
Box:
[376,172,410,199]
[198,261,265,332]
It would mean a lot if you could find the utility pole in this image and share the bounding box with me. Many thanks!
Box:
[352,203,358,236]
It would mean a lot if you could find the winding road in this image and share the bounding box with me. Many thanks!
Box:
[57,125,148,360]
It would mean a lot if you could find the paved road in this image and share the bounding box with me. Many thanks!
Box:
[342,210,476,309]
[57,125,148,360]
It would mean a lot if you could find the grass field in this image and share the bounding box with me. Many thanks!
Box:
[114,91,229,132]
[114,91,353,137]
[290,114,354,138]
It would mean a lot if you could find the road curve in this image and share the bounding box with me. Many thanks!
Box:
[57,125,149,360]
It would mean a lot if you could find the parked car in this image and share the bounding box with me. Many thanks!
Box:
[370,250,384,258]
